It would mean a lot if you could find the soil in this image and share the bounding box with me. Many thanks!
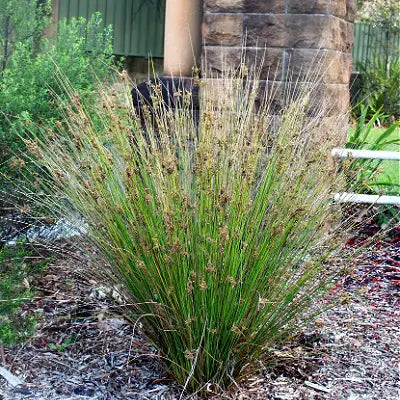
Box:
[0,224,399,400]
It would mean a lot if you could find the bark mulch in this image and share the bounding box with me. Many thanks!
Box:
[0,225,399,400]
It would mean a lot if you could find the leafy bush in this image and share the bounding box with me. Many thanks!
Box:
[346,106,400,227]
[0,13,115,195]
[358,0,400,30]
[347,106,400,195]
[354,0,400,123]
[0,241,48,346]
[354,58,400,122]
[0,0,52,70]
[25,69,358,393]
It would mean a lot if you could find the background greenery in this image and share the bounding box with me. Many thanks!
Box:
[354,0,400,123]
[0,0,52,71]
[354,58,400,122]
[0,3,116,204]
[0,241,48,346]
[348,125,400,191]
[0,1,117,346]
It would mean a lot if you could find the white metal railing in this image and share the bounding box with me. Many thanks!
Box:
[332,148,400,161]
[332,147,400,205]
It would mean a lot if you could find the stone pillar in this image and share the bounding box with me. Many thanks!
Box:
[163,0,203,76]
[202,0,356,143]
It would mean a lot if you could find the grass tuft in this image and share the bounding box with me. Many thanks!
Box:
[20,65,360,393]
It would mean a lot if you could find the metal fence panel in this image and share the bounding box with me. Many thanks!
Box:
[58,0,165,57]
[353,22,400,72]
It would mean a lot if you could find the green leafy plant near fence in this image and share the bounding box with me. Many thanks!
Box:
[353,1,400,122]
[20,65,363,394]
[353,58,400,122]
[347,106,400,226]
[347,106,400,194]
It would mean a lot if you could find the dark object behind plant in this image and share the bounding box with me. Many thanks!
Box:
[132,76,200,116]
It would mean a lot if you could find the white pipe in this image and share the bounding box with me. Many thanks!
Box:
[332,148,400,161]
[334,192,400,205]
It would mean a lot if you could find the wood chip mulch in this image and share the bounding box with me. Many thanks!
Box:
[0,225,399,400]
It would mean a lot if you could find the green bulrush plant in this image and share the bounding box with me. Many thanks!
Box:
[22,66,358,393]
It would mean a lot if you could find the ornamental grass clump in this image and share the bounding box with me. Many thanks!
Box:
[23,66,354,393]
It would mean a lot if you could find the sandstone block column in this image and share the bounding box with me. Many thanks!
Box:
[202,0,356,143]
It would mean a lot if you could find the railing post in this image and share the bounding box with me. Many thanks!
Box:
[163,0,203,76]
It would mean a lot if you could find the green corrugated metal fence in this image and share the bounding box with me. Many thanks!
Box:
[58,0,165,57]
[353,22,400,72]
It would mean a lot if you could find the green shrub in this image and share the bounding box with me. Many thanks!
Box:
[0,13,116,195]
[0,242,48,346]
[347,106,400,195]
[0,0,52,70]
[346,106,400,227]
[354,58,400,123]
[25,69,359,393]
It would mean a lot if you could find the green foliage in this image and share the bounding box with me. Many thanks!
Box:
[27,69,359,393]
[0,13,116,195]
[1,15,113,116]
[346,106,400,227]
[354,0,400,123]
[0,242,48,346]
[0,0,52,70]
[48,335,75,352]
[354,58,400,122]
[347,106,400,195]
[358,0,400,30]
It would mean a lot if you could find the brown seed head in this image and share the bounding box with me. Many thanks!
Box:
[206,262,216,274]
[227,276,237,287]
[187,280,194,294]
[185,349,194,360]
[190,270,197,279]
[20,204,30,214]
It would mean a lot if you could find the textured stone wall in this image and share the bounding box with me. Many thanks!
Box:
[202,0,356,141]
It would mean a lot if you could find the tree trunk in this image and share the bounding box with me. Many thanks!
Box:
[33,0,49,56]
[2,14,10,72]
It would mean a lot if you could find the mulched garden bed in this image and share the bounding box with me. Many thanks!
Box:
[0,224,399,400]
